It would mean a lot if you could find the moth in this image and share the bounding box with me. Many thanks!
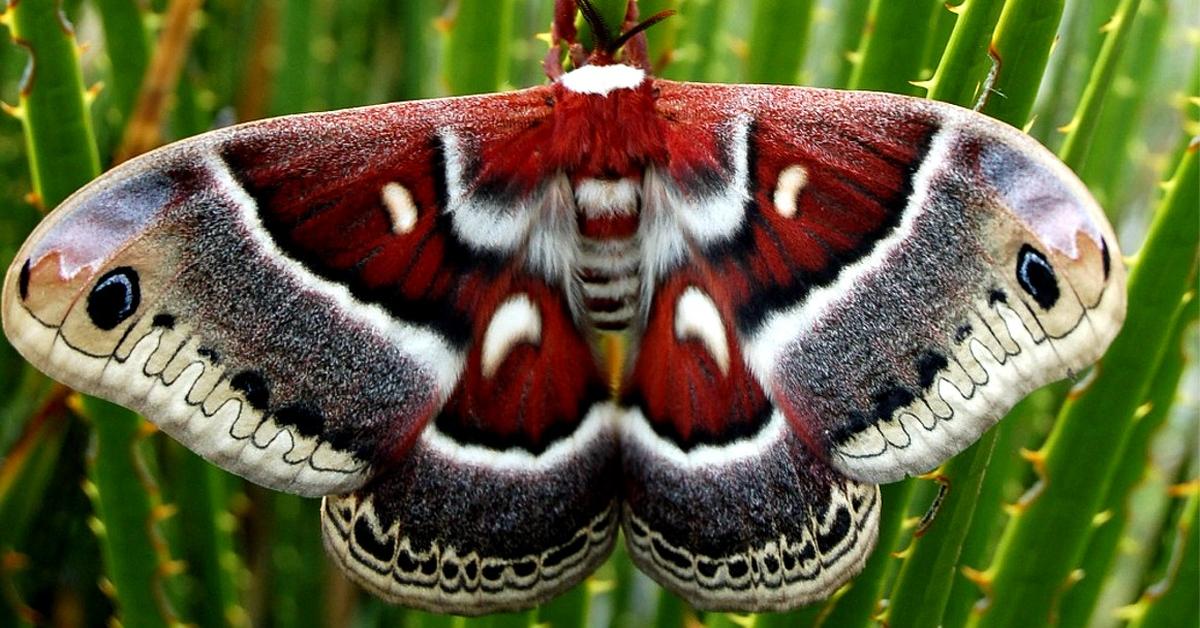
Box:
[1,0,1125,615]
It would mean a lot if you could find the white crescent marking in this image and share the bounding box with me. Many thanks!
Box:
[441,129,534,253]
[672,115,751,245]
[675,287,730,375]
[480,294,541,378]
[208,152,465,401]
[421,402,618,470]
[620,407,789,469]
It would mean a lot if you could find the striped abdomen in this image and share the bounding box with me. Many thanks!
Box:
[574,177,641,332]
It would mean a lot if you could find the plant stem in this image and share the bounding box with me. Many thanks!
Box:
[5,0,100,208]
[1056,291,1197,628]
[1056,0,1144,172]
[885,435,996,628]
[819,480,916,628]
[744,0,814,85]
[979,0,1066,126]
[80,397,180,628]
[444,0,516,95]
[848,0,943,94]
[924,0,1007,107]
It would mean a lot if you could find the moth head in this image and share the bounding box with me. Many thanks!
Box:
[551,0,673,75]
[956,120,1126,341]
[3,163,185,361]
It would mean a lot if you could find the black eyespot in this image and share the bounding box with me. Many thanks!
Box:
[86,267,140,330]
[482,563,505,581]
[352,518,395,562]
[728,558,749,578]
[18,259,31,301]
[1016,244,1059,309]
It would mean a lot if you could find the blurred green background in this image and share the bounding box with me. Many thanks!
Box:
[0,0,1196,626]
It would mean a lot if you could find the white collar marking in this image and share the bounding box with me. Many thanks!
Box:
[560,64,646,96]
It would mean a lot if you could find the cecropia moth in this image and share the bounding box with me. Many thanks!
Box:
[1,0,1125,615]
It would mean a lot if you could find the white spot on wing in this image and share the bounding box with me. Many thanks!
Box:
[773,165,808,218]
[481,294,541,378]
[560,64,646,96]
[381,182,418,234]
[675,287,729,374]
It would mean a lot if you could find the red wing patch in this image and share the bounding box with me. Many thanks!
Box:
[624,271,771,447]
[217,90,556,346]
[656,83,940,335]
[435,278,609,453]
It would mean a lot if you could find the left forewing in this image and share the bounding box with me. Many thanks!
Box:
[1,89,558,497]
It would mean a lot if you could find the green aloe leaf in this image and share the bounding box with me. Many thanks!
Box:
[922,0,1006,107]
[848,0,943,94]
[1078,0,1169,211]
[4,0,100,208]
[1056,0,1145,172]
[660,0,725,81]
[743,0,814,85]
[940,389,1061,628]
[79,397,181,628]
[444,0,515,95]
[1057,291,1197,628]
[816,480,918,628]
[979,0,1066,125]
[271,0,319,115]
[1126,487,1199,628]
[92,0,150,150]
[884,440,996,628]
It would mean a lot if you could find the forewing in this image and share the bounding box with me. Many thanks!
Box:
[1,88,560,497]
[653,82,1125,484]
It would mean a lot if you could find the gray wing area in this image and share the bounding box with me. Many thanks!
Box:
[322,402,620,615]
[620,407,879,611]
[742,103,1125,484]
